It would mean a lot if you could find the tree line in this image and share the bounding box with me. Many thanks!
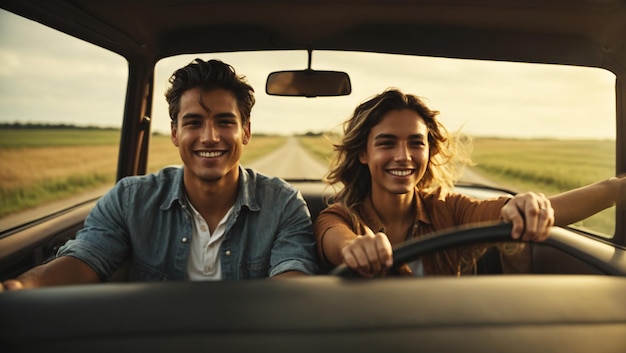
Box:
[0,122,118,131]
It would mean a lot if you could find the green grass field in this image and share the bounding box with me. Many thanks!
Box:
[295,135,617,236]
[296,135,615,193]
[470,138,615,194]
[0,129,618,235]
[0,129,286,217]
[0,128,121,148]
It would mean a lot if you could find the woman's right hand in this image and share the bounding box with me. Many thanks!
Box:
[340,226,394,277]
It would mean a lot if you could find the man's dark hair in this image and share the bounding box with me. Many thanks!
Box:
[165,58,255,125]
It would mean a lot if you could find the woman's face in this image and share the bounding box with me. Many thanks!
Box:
[359,109,430,196]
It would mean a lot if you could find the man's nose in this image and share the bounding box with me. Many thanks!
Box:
[200,123,219,144]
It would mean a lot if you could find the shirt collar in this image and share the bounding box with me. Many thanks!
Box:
[236,166,261,212]
[161,167,186,211]
[360,187,432,232]
[161,166,260,212]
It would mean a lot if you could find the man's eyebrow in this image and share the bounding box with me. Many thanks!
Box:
[180,112,238,120]
[180,113,204,120]
[214,112,238,119]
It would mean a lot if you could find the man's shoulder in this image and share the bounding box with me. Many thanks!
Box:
[102,166,182,210]
[119,166,181,183]
[115,166,183,194]
[242,167,297,193]
[239,168,303,212]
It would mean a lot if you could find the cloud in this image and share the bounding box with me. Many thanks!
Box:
[0,9,617,139]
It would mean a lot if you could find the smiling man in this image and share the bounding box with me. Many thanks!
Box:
[1,59,318,290]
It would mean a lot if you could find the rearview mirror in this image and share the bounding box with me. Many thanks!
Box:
[266,70,351,97]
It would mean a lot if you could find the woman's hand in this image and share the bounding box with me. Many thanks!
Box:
[500,192,554,241]
[340,226,393,277]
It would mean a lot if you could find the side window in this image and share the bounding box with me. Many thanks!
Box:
[0,10,127,233]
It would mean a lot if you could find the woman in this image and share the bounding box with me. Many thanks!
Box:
[314,88,625,277]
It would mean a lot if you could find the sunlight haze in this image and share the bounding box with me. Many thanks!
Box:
[0,9,617,139]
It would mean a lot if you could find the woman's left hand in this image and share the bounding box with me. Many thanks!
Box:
[500,192,554,241]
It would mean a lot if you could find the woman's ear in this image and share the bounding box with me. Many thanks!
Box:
[359,151,368,164]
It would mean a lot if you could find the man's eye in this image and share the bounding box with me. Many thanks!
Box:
[184,120,201,127]
[218,120,236,126]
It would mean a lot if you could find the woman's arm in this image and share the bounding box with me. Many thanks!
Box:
[549,175,626,226]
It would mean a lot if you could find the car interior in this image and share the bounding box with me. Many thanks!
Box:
[1,1,625,352]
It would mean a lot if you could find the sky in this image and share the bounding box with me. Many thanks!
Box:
[0,9,618,139]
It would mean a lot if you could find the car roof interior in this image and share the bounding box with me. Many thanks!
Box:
[3,0,625,69]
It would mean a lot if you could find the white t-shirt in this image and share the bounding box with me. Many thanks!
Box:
[186,202,234,281]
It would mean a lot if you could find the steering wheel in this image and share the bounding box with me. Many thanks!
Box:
[329,221,626,277]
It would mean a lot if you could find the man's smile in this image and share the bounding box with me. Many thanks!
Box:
[196,150,226,158]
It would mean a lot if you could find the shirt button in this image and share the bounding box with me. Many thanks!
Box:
[204,266,212,272]
[225,250,232,256]
[200,225,207,232]
[181,237,188,243]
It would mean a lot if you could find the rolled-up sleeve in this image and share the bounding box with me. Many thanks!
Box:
[57,182,130,279]
[269,189,320,276]
[313,204,356,267]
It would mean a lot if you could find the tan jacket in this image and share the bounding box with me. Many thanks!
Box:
[314,187,512,275]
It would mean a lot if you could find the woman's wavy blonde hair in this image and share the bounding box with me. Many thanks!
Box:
[325,88,471,211]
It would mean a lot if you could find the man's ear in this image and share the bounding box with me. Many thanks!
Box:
[243,121,251,145]
[171,121,179,146]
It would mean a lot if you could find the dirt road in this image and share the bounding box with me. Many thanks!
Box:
[244,137,328,180]
[244,137,496,187]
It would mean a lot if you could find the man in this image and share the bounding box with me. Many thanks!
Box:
[1,58,318,290]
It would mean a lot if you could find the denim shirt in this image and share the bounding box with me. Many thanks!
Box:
[57,166,319,280]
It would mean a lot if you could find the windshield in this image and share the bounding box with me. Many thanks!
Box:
[149,51,616,236]
[0,7,617,238]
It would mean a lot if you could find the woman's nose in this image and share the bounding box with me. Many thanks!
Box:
[394,143,412,162]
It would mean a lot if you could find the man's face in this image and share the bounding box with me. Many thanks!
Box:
[359,109,430,196]
[171,88,250,186]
